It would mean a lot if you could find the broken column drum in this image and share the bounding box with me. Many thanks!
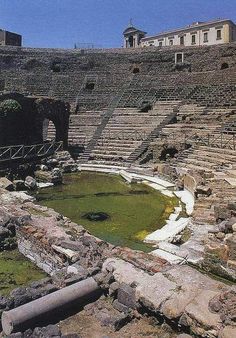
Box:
[2,277,100,335]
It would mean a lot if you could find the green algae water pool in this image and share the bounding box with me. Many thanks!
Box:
[0,250,47,295]
[37,172,178,252]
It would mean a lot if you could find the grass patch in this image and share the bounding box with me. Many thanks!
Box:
[27,207,50,218]
[0,250,47,295]
[180,227,192,243]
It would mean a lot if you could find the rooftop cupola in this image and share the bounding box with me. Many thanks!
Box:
[123,20,146,48]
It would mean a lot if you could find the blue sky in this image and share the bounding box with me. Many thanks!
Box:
[0,0,235,48]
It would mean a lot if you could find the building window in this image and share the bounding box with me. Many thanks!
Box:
[159,41,163,47]
[180,36,184,45]
[203,32,208,43]
[169,39,173,46]
[175,53,184,64]
[191,35,196,45]
[217,29,222,40]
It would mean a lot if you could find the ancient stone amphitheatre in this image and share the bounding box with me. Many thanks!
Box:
[0,33,236,338]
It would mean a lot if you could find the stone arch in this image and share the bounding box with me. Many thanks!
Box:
[159,147,178,161]
[35,98,70,148]
[42,118,56,141]
[133,67,140,74]
[131,64,141,74]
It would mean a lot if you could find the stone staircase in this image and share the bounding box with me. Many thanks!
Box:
[167,144,236,224]
[88,101,180,165]
[78,77,135,163]
[185,84,236,107]
[176,146,236,173]
[126,102,179,163]
[68,111,105,147]
[192,177,236,224]
[161,104,236,145]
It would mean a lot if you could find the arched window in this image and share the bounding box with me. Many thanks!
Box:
[128,36,134,48]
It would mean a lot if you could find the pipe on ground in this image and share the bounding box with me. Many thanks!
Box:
[2,277,100,335]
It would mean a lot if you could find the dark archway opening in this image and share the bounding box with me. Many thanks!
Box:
[140,101,152,112]
[221,63,229,70]
[160,147,178,161]
[133,67,140,74]
[128,36,134,47]
[42,118,56,142]
[85,82,95,90]
[51,63,61,73]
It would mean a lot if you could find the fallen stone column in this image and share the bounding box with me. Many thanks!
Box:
[2,277,100,335]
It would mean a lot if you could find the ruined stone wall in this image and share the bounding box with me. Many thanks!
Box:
[0,93,70,147]
[0,44,235,111]
[0,93,41,146]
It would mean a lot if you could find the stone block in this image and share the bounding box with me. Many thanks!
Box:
[137,273,177,311]
[0,177,14,191]
[183,290,222,334]
[24,176,37,190]
[219,326,236,338]
[205,242,229,262]
[117,283,136,309]
[225,234,236,261]
[112,299,129,313]
[109,282,120,296]
[162,285,199,319]
[227,260,236,271]
[60,240,83,252]
[232,223,236,232]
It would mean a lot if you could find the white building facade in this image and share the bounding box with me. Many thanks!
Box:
[139,19,236,48]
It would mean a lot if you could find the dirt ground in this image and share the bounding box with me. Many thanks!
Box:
[60,313,178,338]
[59,298,180,338]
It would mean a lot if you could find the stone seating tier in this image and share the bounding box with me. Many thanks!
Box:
[1,44,236,112]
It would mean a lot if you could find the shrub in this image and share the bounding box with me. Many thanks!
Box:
[0,99,22,117]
